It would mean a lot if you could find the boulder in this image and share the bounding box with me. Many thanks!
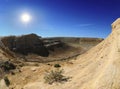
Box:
[0,79,9,89]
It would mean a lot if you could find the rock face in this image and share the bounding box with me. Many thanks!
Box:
[7,18,120,89]
[43,37,103,51]
[1,33,103,64]
[1,34,49,57]
[112,18,120,31]
[43,39,65,51]
[1,33,103,59]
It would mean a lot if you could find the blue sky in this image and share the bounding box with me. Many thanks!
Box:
[0,0,120,38]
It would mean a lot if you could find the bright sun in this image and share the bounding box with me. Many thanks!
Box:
[21,13,31,23]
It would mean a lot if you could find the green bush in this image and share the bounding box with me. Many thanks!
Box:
[4,76,10,86]
[44,69,69,84]
[54,64,61,68]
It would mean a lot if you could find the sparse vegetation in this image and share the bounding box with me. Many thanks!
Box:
[4,76,10,86]
[44,69,69,84]
[0,61,16,72]
[54,64,61,68]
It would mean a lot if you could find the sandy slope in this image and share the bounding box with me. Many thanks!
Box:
[0,48,10,61]
[7,18,120,89]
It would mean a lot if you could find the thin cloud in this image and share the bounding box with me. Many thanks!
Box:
[76,24,94,27]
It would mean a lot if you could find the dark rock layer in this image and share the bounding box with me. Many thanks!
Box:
[1,34,49,57]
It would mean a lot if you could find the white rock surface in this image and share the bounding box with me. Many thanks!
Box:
[0,79,9,89]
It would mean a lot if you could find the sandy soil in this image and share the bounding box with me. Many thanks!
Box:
[2,19,120,89]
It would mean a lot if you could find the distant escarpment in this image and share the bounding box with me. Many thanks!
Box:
[1,34,103,62]
[1,34,49,57]
[43,37,103,51]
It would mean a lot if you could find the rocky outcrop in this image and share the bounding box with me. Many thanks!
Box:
[1,33,103,60]
[42,37,103,51]
[112,18,120,31]
[1,34,49,57]
[43,40,64,51]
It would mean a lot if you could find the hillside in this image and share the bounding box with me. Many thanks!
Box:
[43,37,103,50]
[1,35,103,62]
[1,18,119,89]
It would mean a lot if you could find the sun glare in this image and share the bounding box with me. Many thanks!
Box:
[21,13,31,23]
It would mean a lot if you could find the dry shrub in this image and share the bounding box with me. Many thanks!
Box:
[0,61,16,72]
[54,64,61,68]
[4,76,10,86]
[44,69,69,84]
